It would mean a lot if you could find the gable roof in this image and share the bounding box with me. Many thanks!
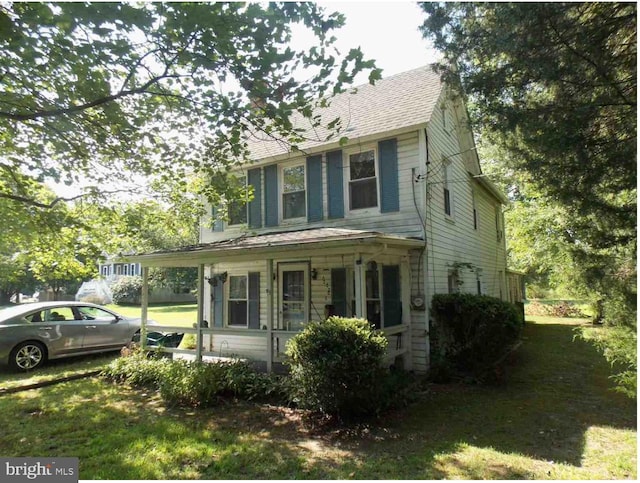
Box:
[246,65,444,161]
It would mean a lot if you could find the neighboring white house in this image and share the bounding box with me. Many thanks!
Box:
[98,258,142,282]
[134,65,522,373]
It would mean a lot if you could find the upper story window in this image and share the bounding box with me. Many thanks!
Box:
[228,176,248,226]
[495,206,503,241]
[282,165,306,219]
[349,149,378,210]
[443,161,453,217]
[472,190,478,230]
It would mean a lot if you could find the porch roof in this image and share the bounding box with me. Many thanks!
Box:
[131,228,424,267]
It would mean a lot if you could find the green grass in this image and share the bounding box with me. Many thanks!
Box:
[0,316,635,479]
[107,303,197,327]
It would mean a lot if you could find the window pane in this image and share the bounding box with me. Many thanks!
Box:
[365,269,379,299]
[228,200,247,225]
[229,276,247,299]
[228,301,247,326]
[444,188,451,215]
[366,301,381,329]
[350,178,378,209]
[283,166,305,193]
[283,191,305,219]
[350,151,375,180]
[283,270,304,301]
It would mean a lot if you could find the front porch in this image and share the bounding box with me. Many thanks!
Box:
[133,228,426,372]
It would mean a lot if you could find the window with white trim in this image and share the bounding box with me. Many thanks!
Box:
[282,165,306,219]
[472,190,478,230]
[227,275,248,326]
[130,263,137,275]
[447,269,459,294]
[365,265,381,329]
[495,205,503,241]
[228,176,248,226]
[349,149,378,210]
[443,161,453,217]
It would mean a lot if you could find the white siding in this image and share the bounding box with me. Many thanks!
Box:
[423,92,507,301]
[195,93,508,373]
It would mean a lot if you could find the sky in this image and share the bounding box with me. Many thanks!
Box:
[296,2,439,84]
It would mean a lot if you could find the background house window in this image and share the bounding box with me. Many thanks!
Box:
[228,176,248,226]
[282,165,306,219]
[349,150,377,210]
[228,275,248,326]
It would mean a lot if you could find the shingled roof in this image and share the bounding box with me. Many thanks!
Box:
[245,65,444,161]
[132,228,424,266]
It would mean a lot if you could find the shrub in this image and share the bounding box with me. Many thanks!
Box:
[110,275,143,304]
[102,349,285,406]
[430,293,523,381]
[285,316,388,419]
[101,348,170,387]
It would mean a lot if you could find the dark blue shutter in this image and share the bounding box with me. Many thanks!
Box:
[382,265,401,327]
[378,138,399,213]
[212,277,224,327]
[306,155,323,222]
[331,268,347,317]
[248,168,262,228]
[326,150,344,219]
[211,205,224,232]
[248,272,260,329]
[264,164,278,227]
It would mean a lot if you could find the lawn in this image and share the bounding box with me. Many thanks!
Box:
[107,303,197,327]
[0,316,635,479]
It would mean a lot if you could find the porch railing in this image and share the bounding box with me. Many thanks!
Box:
[142,323,411,370]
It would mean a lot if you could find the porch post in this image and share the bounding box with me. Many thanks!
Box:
[266,258,274,373]
[196,263,204,362]
[354,254,365,318]
[140,266,149,351]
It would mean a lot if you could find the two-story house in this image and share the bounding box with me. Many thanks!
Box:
[134,65,520,373]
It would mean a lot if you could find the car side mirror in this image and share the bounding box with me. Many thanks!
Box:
[113,315,122,323]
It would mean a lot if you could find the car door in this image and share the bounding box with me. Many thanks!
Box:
[76,306,131,350]
[34,307,87,357]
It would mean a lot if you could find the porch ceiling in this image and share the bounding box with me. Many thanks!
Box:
[130,228,424,267]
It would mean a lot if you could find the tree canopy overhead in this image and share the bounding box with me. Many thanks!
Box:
[0,2,380,207]
[420,2,636,245]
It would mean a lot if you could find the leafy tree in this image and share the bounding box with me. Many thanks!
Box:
[0,2,380,209]
[420,2,636,395]
[0,174,79,302]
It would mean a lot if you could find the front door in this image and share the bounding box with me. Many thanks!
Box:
[278,263,309,331]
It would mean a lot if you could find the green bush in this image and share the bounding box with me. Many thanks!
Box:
[110,276,143,304]
[101,349,170,387]
[102,349,285,406]
[430,293,523,381]
[285,316,389,419]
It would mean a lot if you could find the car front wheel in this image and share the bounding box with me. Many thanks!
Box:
[10,341,46,371]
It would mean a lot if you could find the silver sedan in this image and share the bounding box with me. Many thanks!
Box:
[0,301,179,371]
